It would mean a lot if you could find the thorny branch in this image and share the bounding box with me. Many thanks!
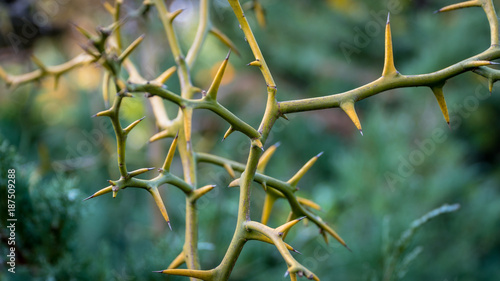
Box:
[1,0,499,280]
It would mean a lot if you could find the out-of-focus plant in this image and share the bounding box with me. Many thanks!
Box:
[1,0,500,280]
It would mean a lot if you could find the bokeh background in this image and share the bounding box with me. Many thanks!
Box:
[1,0,500,280]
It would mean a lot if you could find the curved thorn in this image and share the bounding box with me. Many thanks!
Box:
[436,0,481,13]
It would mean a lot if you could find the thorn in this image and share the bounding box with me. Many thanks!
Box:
[223,163,236,178]
[316,151,324,158]
[436,0,481,13]
[153,270,164,273]
[292,248,302,255]
[228,178,240,188]
[340,100,363,134]
[83,195,94,201]
[257,142,280,172]
[167,221,172,231]
[209,27,241,56]
[345,244,352,252]
[288,154,321,186]
[253,139,264,151]
[247,59,262,67]
[123,116,146,134]
[161,133,179,172]
[253,0,266,28]
[149,187,170,225]
[223,127,234,141]
[73,23,94,39]
[153,66,177,86]
[192,184,216,201]
[169,9,184,22]
[431,86,450,124]
[284,271,289,278]
[206,51,231,100]
[129,167,155,177]
[382,13,397,77]
[119,35,145,62]
[488,78,494,94]
[280,113,289,121]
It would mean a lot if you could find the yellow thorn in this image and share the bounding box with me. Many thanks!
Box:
[287,152,323,186]
[431,86,450,125]
[153,66,177,86]
[192,184,216,201]
[257,142,280,173]
[261,193,278,225]
[468,60,497,67]
[488,78,494,94]
[436,0,481,13]
[149,187,171,228]
[103,1,115,14]
[169,9,184,22]
[161,133,179,172]
[167,251,185,269]
[223,163,236,178]
[209,27,241,56]
[228,178,240,188]
[252,138,264,151]
[206,51,231,100]
[322,223,349,250]
[223,126,235,141]
[247,60,262,67]
[297,197,321,211]
[382,13,398,77]
[123,116,146,134]
[73,24,94,40]
[340,100,363,135]
[276,216,306,236]
[119,35,145,62]
[154,268,212,280]
[149,129,176,143]
[83,185,113,201]
[129,167,155,177]
[254,0,267,28]
[92,109,113,118]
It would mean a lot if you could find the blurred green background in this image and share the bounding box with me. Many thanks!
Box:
[1,0,499,280]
